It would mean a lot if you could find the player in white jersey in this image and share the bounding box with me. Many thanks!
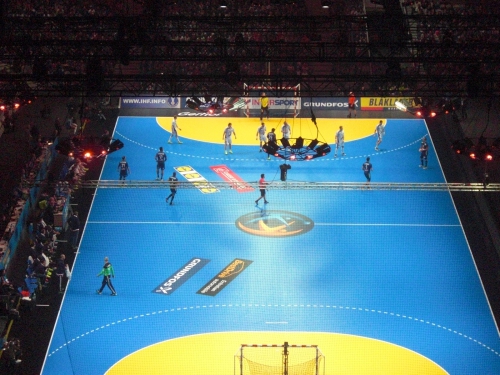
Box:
[222,123,237,154]
[256,122,267,151]
[374,120,385,151]
[334,126,345,157]
[168,116,183,144]
[281,121,291,140]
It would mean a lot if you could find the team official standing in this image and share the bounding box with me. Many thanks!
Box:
[67,211,80,249]
[55,254,68,294]
[96,257,117,296]
[168,116,183,144]
[334,126,345,157]
[166,172,178,205]
[256,122,267,151]
[374,120,385,151]
[155,147,167,180]
[419,136,429,169]
[348,92,357,118]
[223,123,237,154]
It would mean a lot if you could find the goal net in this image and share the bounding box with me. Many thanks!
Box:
[242,83,301,118]
[235,343,324,375]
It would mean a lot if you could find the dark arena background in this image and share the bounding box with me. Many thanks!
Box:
[1,1,500,374]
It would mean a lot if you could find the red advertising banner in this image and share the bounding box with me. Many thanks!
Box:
[210,165,254,193]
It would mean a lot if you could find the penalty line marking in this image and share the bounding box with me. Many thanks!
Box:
[115,130,426,163]
[46,303,500,359]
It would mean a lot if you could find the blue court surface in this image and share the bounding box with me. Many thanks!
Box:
[42,116,500,374]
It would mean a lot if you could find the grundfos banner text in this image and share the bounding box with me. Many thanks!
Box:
[302,97,358,110]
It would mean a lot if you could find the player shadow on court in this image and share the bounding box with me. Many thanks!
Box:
[255,204,269,221]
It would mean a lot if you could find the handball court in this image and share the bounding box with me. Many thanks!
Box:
[41,114,500,374]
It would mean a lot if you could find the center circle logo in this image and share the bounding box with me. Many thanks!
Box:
[235,210,314,237]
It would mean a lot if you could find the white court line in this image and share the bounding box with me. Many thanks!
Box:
[87,221,460,227]
[46,303,500,360]
[115,130,426,163]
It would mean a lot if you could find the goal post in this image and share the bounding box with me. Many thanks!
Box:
[242,83,301,118]
[234,342,324,375]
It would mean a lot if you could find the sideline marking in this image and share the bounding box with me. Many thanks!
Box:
[87,221,460,227]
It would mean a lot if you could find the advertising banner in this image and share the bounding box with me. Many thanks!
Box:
[120,97,181,109]
[360,97,417,111]
[244,97,302,110]
[302,97,358,110]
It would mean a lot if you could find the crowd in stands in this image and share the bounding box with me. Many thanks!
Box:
[0,99,93,371]
[402,0,500,80]
[2,0,499,91]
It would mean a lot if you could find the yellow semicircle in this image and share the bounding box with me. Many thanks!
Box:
[106,331,447,375]
[157,117,386,145]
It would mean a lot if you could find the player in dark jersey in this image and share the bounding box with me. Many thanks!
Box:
[166,171,178,205]
[155,146,167,180]
[419,136,429,169]
[362,157,372,187]
[266,128,277,160]
[118,156,130,181]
